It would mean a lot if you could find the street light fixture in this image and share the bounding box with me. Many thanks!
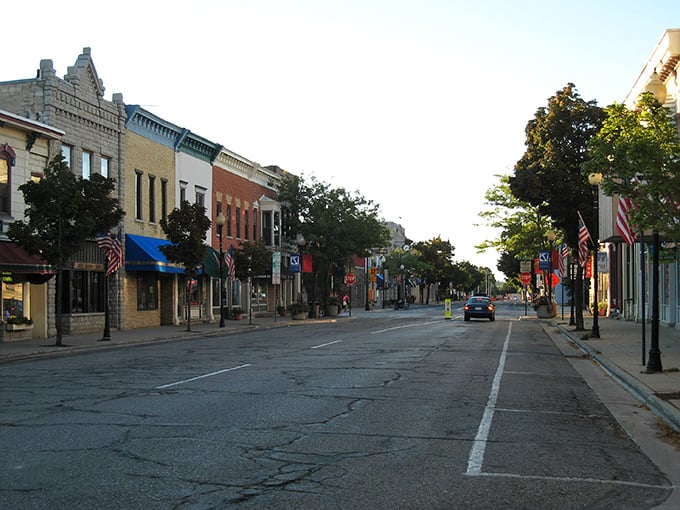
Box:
[216,213,226,328]
[588,172,602,339]
[547,231,556,307]
[642,72,667,373]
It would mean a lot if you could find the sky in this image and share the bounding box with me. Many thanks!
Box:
[2,1,679,279]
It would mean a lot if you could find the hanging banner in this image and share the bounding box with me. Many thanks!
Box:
[302,253,313,273]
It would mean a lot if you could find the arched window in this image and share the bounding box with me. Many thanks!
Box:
[0,144,17,215]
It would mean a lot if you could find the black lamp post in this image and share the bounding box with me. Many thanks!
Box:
[642,71,667,373]
[216,213,226,328]
[546,231,556,309]
[588,172,602,338]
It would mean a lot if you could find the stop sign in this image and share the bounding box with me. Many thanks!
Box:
[520,272,532,286]
[344,272,356,285]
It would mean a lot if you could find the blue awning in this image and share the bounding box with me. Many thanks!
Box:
[125,234,184,273]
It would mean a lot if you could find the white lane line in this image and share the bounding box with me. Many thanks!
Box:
[155,364,252,389]
[311,340,342,349]
[468,471,672,490]
[371,320,441,334]
[466,321,512,475]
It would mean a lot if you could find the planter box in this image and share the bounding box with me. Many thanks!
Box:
[292,312,306,320]
[6,323,33,331]
[535,304,557,319]
[325,305,339,317]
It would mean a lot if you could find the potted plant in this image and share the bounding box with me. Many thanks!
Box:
[5,315,34,331]
[531,295,556,318]
[325,296,341,317]
[288,301,308,320]
[276,305,287,317]
[597,301,608,316]
[231,307,243,320]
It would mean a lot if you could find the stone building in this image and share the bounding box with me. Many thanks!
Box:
[0,47,127,335]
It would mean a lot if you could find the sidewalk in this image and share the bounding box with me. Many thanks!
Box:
[547,310,680,434]
[1,306,679,432]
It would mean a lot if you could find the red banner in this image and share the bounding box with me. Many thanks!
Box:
[302,253,313,273]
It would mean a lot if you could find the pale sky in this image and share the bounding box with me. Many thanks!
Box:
[3,1,678,278]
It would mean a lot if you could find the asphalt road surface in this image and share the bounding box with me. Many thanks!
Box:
[0,303,674,509]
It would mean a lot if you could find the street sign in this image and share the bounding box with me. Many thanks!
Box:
[520,259,532,272]
[344,272,356,286]
[520,272,532,286]
[538,250,550,270]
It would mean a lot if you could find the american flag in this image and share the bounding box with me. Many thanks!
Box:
[225,245,236,281]
[616,195,636,246]
[96,232,123,277]
[577,211,592,268]
[557,243,569,278]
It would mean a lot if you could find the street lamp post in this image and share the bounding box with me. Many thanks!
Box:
[588,172,602,339]
[216,213,226,327]
[547,231,556,308]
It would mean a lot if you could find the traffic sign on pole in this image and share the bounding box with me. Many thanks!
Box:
[344,272,356,286]
[520,272,532,286]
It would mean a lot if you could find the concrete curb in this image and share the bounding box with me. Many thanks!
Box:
[553,322,680,434]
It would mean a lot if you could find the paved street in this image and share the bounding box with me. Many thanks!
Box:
[1,303,678,508]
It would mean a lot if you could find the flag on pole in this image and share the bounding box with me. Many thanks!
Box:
[224,245,236,281]
[616,195,636,246]
[96,232,123,276]
[557,243,569,278]
[577,211,592,268]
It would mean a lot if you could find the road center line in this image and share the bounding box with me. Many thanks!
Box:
[311,340,342,349]
[155,364,252,389]
[466,322,512,475]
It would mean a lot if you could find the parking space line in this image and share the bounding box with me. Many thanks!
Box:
[311,340,342,349]
[466,322,512,475]
[155,364,252,389]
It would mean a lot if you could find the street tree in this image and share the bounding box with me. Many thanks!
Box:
[584,92,680,239]
[411,237,455,304]
[509,83,605,329]
[7,154,124,345]
[160,201,211,332]
[279,175,390,312]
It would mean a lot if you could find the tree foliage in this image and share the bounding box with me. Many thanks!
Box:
[160,201,211,331]
[584,92,680,238]
[278,174,390,305]
[509,83,605,249]
[7,154,124,344]
[234,239,273,281]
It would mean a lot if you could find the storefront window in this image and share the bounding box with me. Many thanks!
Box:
[61,270,106,313]
[137,273,159,310]
[2,274,24,320]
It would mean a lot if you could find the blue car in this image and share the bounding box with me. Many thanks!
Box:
[464,296,495,321]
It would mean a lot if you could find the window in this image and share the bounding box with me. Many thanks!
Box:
[226,204,232,237]
[100,157,110,178]
[244,208,250,240]
[61,270,105,313]
[137,273,159,310]
[82,151,92,179]
[252,208,258,240]
[61,145,72,169]
[180,181,187,204]
[161,179,168,221]
[135,171,143,220]
[148,175,156,223]
[274,211,281,247]
[0,156,8,215]
[195,187,205,209]
[262,211,272,246]
[236,207,241,238]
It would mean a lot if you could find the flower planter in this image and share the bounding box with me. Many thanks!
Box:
[535,304,556,319]
[6,323,33,331]
[325,304,339,317]
[292,312,306,320]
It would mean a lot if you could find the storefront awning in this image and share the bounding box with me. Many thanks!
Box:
[202,247,220,279]
[0,241,55,274]
[125,234,184,273]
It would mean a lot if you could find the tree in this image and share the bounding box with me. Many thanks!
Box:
[509,84,605,330]
[584,93,680,238]
[279,175,390,312]
[8,154,124,345]
[411,237,455,304]
[160,201,211,331]
[477,175,554,281]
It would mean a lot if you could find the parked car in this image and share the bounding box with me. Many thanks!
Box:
[464,296,495,321]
